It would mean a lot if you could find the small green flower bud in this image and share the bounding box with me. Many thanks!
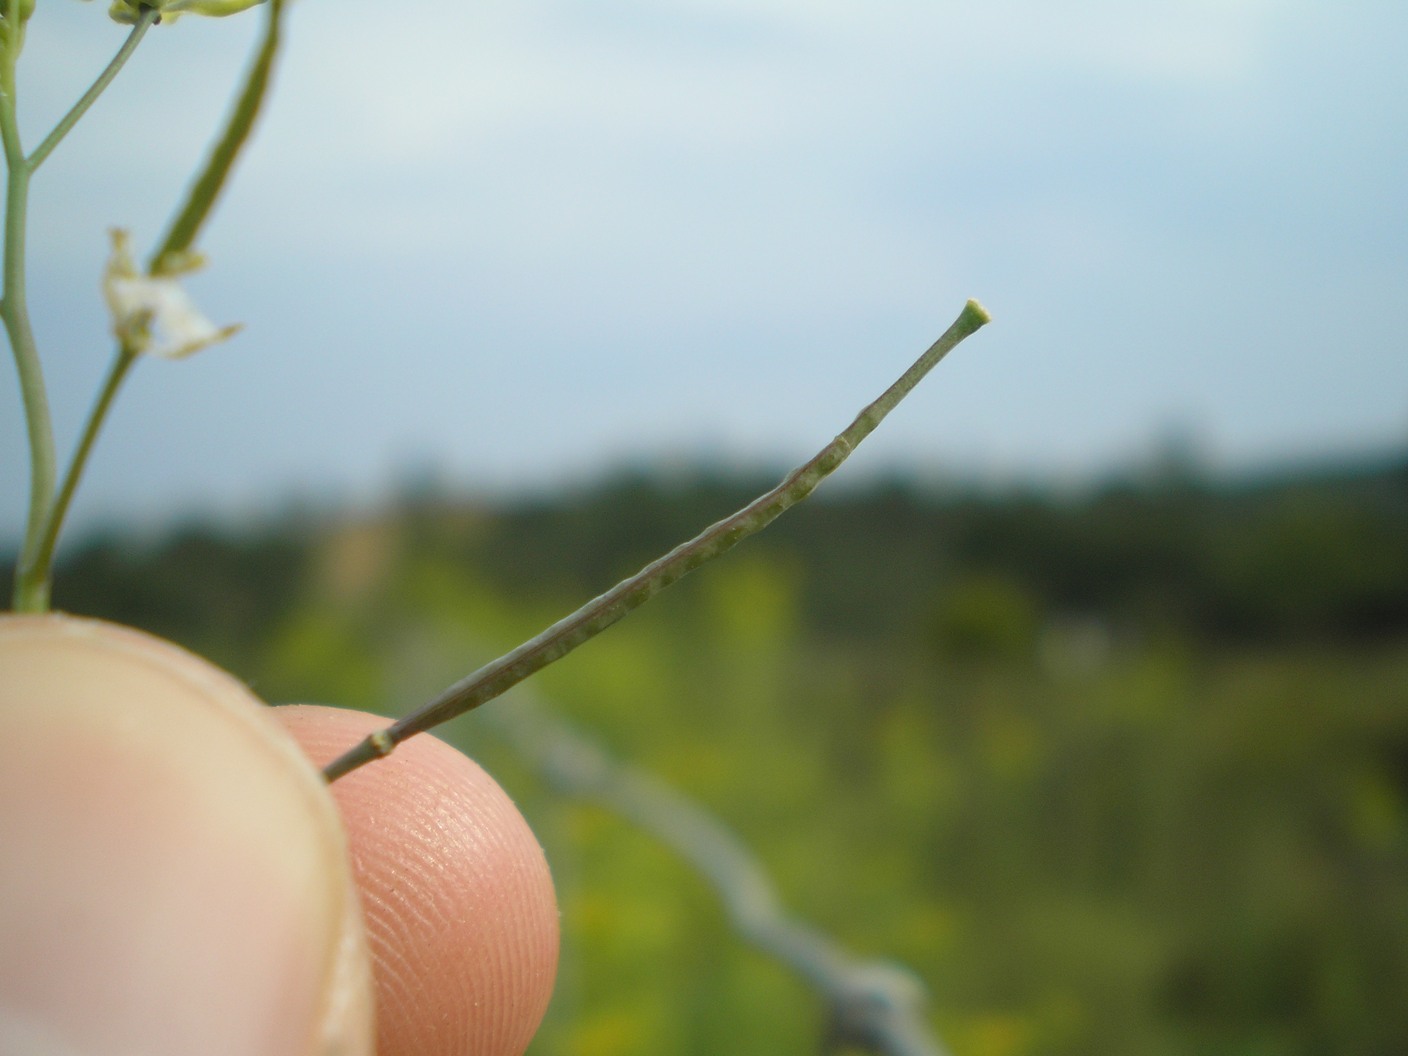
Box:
[0,0,37,35]
[102,0,266,25]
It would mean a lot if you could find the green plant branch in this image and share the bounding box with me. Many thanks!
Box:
[10,0,286,609]
[2,5,52,610]
[25,346,139,596]
[153,0,282,265]
[323,298,991,782]
[7,8,155,610]
[28,9,157,174]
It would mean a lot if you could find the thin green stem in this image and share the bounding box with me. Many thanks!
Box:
[28,10,158,174]
[323,299,991,782]
[2,8,53,611]
[12,0,286,607]
[6,8,153,608]
[153,0,283,265]
[27,348,139,595]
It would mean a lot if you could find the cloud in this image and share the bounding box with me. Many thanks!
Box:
[5,0,1406,541]
[959,0,1275,86]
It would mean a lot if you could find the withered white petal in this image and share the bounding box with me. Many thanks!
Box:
[103,229,240,359]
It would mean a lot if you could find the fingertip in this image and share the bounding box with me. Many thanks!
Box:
[0,615,374,1056]
[276,706,559,1056]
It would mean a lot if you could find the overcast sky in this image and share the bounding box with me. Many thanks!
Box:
[3,0,1405,540]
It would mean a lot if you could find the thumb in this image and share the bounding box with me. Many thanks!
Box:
[0,614,373,1056]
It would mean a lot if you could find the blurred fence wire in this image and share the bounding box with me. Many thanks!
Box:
[484,693,952,1056]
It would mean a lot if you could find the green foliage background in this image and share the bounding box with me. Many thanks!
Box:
[25,452,1408,1056]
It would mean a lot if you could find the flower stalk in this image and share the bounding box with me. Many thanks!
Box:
[6,0,284,609]
[29,9,158,174]
[3,0,52,610]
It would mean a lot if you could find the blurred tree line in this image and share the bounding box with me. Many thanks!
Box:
[12,450,1408,1056]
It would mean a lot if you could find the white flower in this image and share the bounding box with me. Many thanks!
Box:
[103,229,241,360]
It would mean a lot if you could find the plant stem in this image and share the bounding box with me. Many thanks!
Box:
[10,0,287,607]
[6,11,156,610]
[27,348,138,593]
[29,10,157,174]
[323,298,991,782]
[1,8,52,611]
[153,0,283,265]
